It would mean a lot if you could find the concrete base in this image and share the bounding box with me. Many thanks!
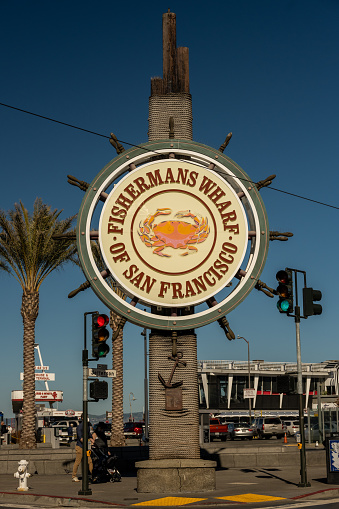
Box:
[135,458,216,493]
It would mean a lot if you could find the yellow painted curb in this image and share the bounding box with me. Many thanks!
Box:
[132,496,208,506]
[217,493,286,503]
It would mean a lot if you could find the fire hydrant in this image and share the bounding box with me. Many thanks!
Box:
[14,459,31,491]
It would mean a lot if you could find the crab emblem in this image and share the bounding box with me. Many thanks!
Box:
[139,208,209,257]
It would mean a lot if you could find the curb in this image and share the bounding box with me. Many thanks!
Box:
[2,488,339,507]
[291,487,339,500]
[0,491,126,507]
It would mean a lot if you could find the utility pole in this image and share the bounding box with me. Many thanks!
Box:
[237,336,251,424]
[141,325,149,441]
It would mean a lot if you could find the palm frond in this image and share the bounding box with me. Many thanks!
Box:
[0,198,77,291]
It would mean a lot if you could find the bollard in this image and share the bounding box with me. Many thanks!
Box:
[14,459,31,491]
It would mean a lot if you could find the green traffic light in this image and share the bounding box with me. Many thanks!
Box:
[280,300,290,312]
[277,298,292,313]
[97,344,110,357]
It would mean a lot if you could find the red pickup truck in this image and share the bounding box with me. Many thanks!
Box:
[209,418,228,441]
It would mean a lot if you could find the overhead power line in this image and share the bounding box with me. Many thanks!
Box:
[0,101,338,211]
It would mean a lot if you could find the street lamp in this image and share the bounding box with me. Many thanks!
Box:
[141,325,149,440]
[129,392,136,422]
[237,335,252,424]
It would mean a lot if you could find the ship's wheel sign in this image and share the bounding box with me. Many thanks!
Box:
[76,140,269,330]
[99,160,248,307]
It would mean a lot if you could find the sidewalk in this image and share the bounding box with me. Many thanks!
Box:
[1,464,339,507]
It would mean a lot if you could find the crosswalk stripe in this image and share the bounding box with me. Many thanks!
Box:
[216,493,286,503]
[132,496,208,506]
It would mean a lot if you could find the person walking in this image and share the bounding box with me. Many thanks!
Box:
[1,421,8,445]
[92,422,108,452]
[72,416,93,482]
[67,423,74,445]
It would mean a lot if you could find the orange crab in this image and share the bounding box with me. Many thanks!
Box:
[139,208,209,257]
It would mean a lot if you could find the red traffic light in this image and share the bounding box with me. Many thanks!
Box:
[94,314,109,328]
[276,270,289,284]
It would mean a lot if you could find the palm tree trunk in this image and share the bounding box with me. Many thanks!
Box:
[20,288,39,449]
[110,311,125,446]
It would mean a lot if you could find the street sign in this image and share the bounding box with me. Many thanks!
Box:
[88,368,116,378]
[11,390,63,402]
[243,388,256,399]
[20,372,55,381]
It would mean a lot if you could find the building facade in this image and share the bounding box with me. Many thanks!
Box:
[198,359,339,416]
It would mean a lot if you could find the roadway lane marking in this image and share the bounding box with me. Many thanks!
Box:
[132,497,208,506]
[217,493,286,503]
[227,482,258,485]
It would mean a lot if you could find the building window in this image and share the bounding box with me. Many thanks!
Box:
[258,376,276,393]
[206,375,228,408]
[219,377,228,407]
[231,376,246,403]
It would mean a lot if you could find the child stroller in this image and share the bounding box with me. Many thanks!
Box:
[91,447,121,483]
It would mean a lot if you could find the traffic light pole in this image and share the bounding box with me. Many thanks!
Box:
[78,312,95,496]
[289,270,310,487]
[275,267,321,487]
[295,304,310,487]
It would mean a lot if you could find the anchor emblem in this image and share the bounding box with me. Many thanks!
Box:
[158,352,186,388]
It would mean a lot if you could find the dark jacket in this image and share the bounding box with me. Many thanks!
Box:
[76,421,92,448]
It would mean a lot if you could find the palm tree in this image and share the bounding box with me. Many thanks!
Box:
[109,296,126,447]
[0,199,76,449]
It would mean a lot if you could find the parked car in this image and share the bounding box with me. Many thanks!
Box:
[51,420,79,428]
[229,422,254,440]
[209,418,228,441]
[93,422,111,438]
[305,422,337,442]
[51,420,79,444]
[123,422,144,439]
[283,420,299,436]
[252,417,285,439]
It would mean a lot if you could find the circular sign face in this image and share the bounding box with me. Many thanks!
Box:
[76,140,270,331]
[99,160,248,307]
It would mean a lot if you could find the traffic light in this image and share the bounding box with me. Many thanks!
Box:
[90,380,108,400]
[92,313,110,359]
[303,287,322,317]
[276,268,293,314]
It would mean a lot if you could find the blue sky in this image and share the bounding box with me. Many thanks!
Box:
[0,0,338,418]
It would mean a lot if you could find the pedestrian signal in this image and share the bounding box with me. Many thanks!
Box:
[90,380,108,400]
